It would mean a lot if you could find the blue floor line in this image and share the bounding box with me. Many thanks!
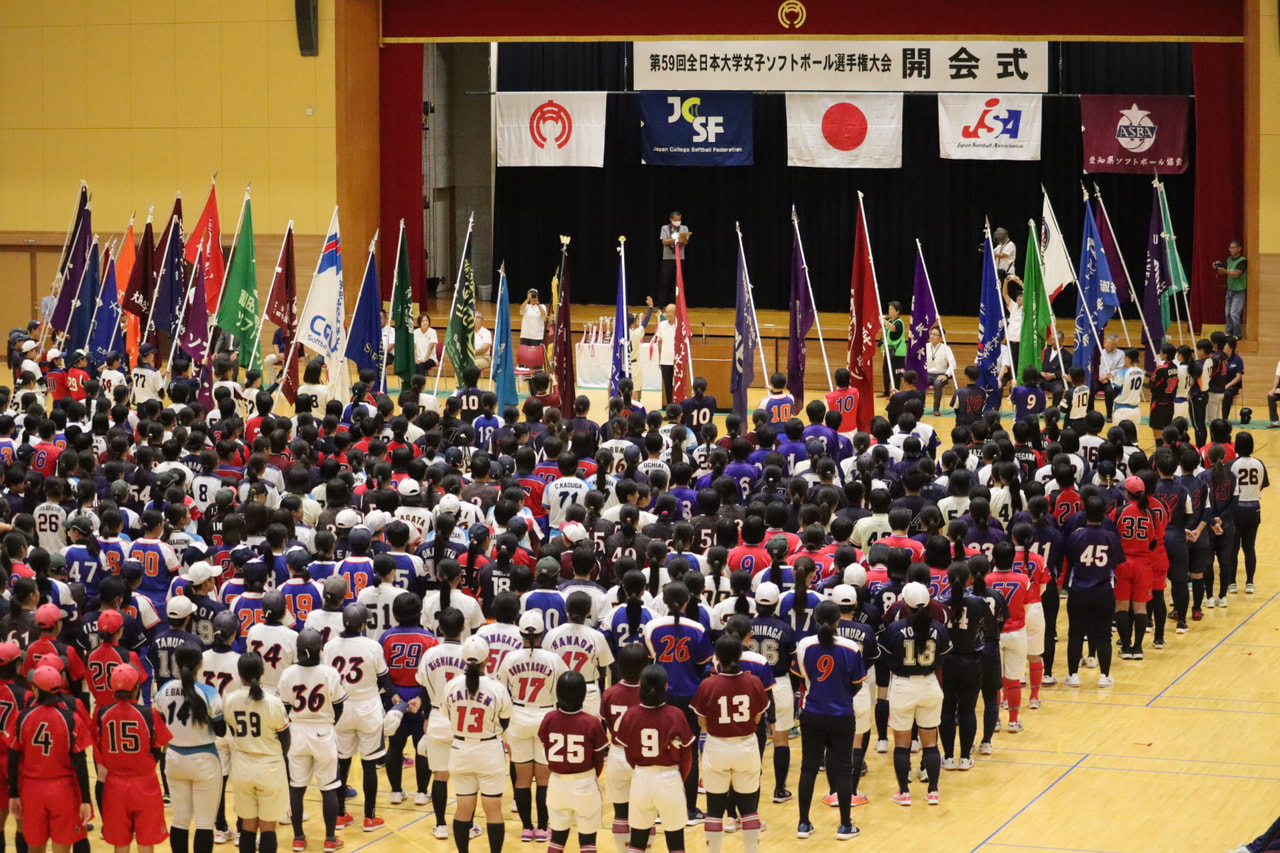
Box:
[970,755,1086,852]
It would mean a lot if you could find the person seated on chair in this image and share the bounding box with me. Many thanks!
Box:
[1040,331,1070,408]
[473,307,493,372]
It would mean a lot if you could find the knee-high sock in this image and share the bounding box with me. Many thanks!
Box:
[851,744,867,797]
[514,786,533,830]
[487,821,504,853]
[536,782,549,829]
[384,737,405,793]
[1114,610,1132,649]
[875,698,889,741]
[1132,613,1148,653]
[238,830,257,853]
[611,803,630,853]
[194,829,214,853]
[361,759,380,819]
[432,780,449,825]
[772,744,789,793]
[415,757,432,794]
[1002,678,1022,723]
[322,788,340,838]
[337,757,353,815]
[893,746,911,794]
[1192,577,1206,611]
[217,776,229,831]
[580,832,598,853]
[1171,580,1189,623]
[453,820,472,853]
[1150,596,1167,641]
[290,787,306,838]
[170,826,190,853]
[1029,660,1044,701]
[550,829,570,853]
[922,746,942,793]
[259,831,277,853]
[14,833,26,853]
[741,813,762,853]
[704,792,726,853]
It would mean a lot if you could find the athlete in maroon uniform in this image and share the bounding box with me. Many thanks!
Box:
[95,664,173,849]
[537,672,609,853]
[6,666,94,852]
[614,666,694,853]
[599,645,645,853]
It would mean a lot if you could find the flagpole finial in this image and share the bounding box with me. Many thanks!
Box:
[1040,182,1047,194]
[1028,218,1035,228]
[915,237,922,249]
[790,205,797,222]
[1080,181,1090,202]
[734,221,741,234]
[211,171,218,184]
[856,190,864,200]
[559,235,571,247]
[618,235,626,244]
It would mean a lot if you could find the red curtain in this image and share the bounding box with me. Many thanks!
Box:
[1190,43,1244,328]
[378,43,425,307]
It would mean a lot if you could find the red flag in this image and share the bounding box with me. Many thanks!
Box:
[121,218,156,320]
[268,227,300,403]
[551,245,576,404]
[671,243,693,402]
[847,195,880,430]
[186,184,225,314]
[116,221,141,356]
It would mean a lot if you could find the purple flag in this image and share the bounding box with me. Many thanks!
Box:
[179,247,211,365]
[1093,191,1131,303]
[50,206,93,332]
[1141,184,1170,371]
[787,227,814,404]
[904,245,937,383]
[977,228,1006,409]
[152,198,185,337]
[731,235,759,420]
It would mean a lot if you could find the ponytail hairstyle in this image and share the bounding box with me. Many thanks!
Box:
[1027,495,1051,528]
[765,534,789,588]
[645,538,666,600]
[437,559,461,613]
[909,596,933,658]
[638,663,669,707]
[714,634,742,675]
[465,659,484,697]
[813,599,840,648]
[1209,443,1228,486]
[622,570,647,639]
[729,569,753,615]
[791,556,815,629]
[947,562,970,626]
[594,451,613,494]
[946,519,968,561]
[465,524,490,587]
[433,513,458,575]
[680,569,704,616]
[968,554,991,598]
[371,553,396,587]
[705,545,728,600]
[663,581,690,639]
[175,643,211,727]
[239,652,266,701]
[998,461,1024,512]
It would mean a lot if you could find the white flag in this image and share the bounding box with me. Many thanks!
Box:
[497,92,607,167]
[1040,191,1076,300]
[938,94,1042,161]
[786,93,902,169]
[297,207,347,361]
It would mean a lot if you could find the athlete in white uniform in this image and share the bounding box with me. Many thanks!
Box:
[444,635,514,853]
[244,591,297,695]
[157,644,225,853]
[223,653,291,853]
[1114,350,1145,427]
[475,593,524,675]
[279,628,348,849]
[496,612,566,842]
[200,611,243,844]
[414,607,470,840]
[323,603,391,831]
[356,555,403,642]
[543,592,614,718]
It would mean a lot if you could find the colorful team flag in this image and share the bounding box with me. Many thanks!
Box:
[178,246,211,366]
[346,234,385,385]
[50,205,92,334]
[89,250,123,364]
[976,226,1007,404]
[787,225,814,404]
[1040,190,1075,300]
[152,199,185,339]
[215,192,260,368]
[609,239,631,397]
[904,242,939,384]
[670,242,694,403]
[1072,199,1119,370]
[268,227,300,403]
[297,208,347,368]
[116,220,141,357]
[492,264,519,413]
[731,229,760,421]
[1142,183,1171,366]
[186,182,225,314]
[1018,220,1054,377]
[390,221,416,383]
[1092,186,1132,303]
[847,195,881,428]
[443,224,477,380]
[551,243,576,404]
[122,216,155,324]
[68,235,99,353]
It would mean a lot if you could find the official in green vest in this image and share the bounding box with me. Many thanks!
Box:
[1215,240,1248,338]
[881,300,906,396]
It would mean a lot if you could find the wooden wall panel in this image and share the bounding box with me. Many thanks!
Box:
[334,0,381,305]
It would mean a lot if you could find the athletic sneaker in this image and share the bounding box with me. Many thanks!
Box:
[535,829,550,842]
[214,831,234,845]
[344,786,358,799]
[1228,583,1238,593]
[687,809,705,826]
[926,791,940,806]
[1176,622,1189,634]
[1084,656,1099,668]
[823,792,839,807]
[1007,720,1024,733]
[1247,583,1256,594]
[916,767,929,783]
[1098,675,1115,687]
[1205,597,1216,608]
[1063,674,1081,687]
[521,830,535,843]
[1041,675,1057,686]
[323,840,344,853]
[892,792,912,806]
[1028,698,1041,710]
[836,824,859,840]
[911,738,922,753]
[1219,596,1229,608]
[875,739,889,754]
[1120,650,1134,660]
[722,817,739,833]
[470,825,484,839]
[957,757,975,771]
[772,789,793,803]
[1131,650,1144,660]
[850,793,869,807]
[388,791,405,805]
[1153,640,1165,649]
[979,742,993,755]
[414,792,428,806]
[334,816,354,830]
[1192,610,1204,621]
[293,837,307,851]
[362,818,385,832]
[993,719,1001,732]
[796,822,814,839]
[942,757,957,771]
[432,827,450,840]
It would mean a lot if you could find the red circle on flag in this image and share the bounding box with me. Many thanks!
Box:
[821,103,868,151]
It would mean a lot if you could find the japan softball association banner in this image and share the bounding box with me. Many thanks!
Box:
[496,92,607,167]
[1080,95,1189,174]
[786,93,902,168]
[938,93,1042,160]
[638,92,754,166]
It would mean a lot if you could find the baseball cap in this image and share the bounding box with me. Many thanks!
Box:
[242,562,269,585]
[64,515,95,536]
[518,611,545,635]
[444,447,464,466]
[460,635,490,664]
[397,478,422,497]
[0,641,22,666]
[214,488,237,509]
[167,596,197,619]
[364,510,391,534]
[805,439,825,458]
[335,508,362,529]
[831,585,858,607]
[561,522,587,545]
[20,340,37,352]
[46,348,63,361]
[843,564,868,588]
[120,559,144,580]
[70,349,87,363]
[901,581,931,610]
[35,603,64,629]
[183,561,220,586]
[536,556,561,577]
[437,494,461,516]
[139,343,158,356]
[109,664,142,693]
[347,526,373,549]
[755,581,781,606]
[98,610,125,634]
[323,575,349,599]
[109,479,131,500]
[1124,475,1146,494]
[31,666,63,693]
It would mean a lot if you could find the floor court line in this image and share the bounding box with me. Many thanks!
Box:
[970,755,1087,852]
[1147,591,1279,707]
[346,812,434,853]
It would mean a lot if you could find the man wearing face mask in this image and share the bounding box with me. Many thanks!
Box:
[658,211,690,307]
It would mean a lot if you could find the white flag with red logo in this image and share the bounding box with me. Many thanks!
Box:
[497,92,607,167]
[786,93,903,169]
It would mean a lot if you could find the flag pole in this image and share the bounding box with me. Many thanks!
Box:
[1028,219,1068,376]
[916,238,957,387]
[1082,182,1132,350]
[62,227,97,353]
[39,191,91,354]
[734,223,770,380]
[1093,182,1158,359]
[434,213,474,395]
[858,193,895,392]
[271,223,302,408]
[673,241,695,386]
[164,244,200,379]
[791,206,835,391]
[491,261,506,390]
[142,213,178,346]
[1157,180,1197,341]
[618,236,631,380]
[84,236,106,352]
[55,181,88,273]
[212,187,250,323]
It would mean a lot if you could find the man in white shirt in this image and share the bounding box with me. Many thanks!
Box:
[924,326,957,416]
[1098,334,1125,419]
[993,227,1017,279]
[520,290,547,346]
[1002,274,1024,367]
[473,307,493,372]
[655,303,677,406]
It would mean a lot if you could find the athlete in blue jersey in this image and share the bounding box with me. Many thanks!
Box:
[62,520,107,600]
[744,581,797,802]
[472,393,501,453]
[1011,367,1047,424]
[228,563,271,653]
[380,593,438,804]
[279,550,323,627]
[336,527,377,603]
[128,510,181,609]
[1062,496,1124,687]
[758,373,795,426]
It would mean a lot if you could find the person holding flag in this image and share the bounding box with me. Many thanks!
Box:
[976,225,1008,411]
[731,224,765,422]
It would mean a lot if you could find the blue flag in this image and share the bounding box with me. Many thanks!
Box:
[345,240,384,388]
[1073,199,1119,370]
[68,237,99,353]
[153,214,186,339]
[904,244,939,383]
[492,266,518,413]
[90,252,122,363]
[976,228,1006,407]
[51,206,92,333]
[731,235,759,420]
[609,243,630,397]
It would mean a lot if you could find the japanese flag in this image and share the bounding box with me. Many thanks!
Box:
[786,93,903,169]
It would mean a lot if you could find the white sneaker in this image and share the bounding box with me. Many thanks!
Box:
[957,757,974,771]
[916,767,929,783]
[1084,656,1099,668]
[911,738,922,753]
[1205,597,1217,609]
[979,742,993,755]
[432,826,449,840]
[1097,675,1115,688]
[1028,698,1042,709]
[941,757,956,771]
[875,739,889,754]
[470,825,483,840]
[993,719,1001,732]
[1063,674,1081,687]
[1041,675,1057,686]
[1007,720,1024,733]
[388,791,405,805]
[1218,596,1229,608]
[414,793,428,806]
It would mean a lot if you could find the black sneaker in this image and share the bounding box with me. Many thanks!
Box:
[772,789,793,803]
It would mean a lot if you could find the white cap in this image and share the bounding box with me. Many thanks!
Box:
[831,584,858,607]
[901,581,931,610]
[335,508,362,528]
[755,581,781,606]
[437,494,461,516]
[20,340,37,352]
[364,510,391,534]
[46,348,62,361]
[518,611,545,634]
[561,521,587,545]
[460,635,490,664]
[166,596,197,619]
[397,478,422,497]
[183,561,220,586]
[843,564,868,588]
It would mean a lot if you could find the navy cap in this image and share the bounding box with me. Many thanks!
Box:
[120,560,144,580]
[139,343,158,356]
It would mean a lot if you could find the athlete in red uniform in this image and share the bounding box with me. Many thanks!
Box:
[86,610,149,709]
[537,671,609,853]
[23,604,87,695]
[1113,477,1160,661]
[7,666,94,853]
[599,645,645,853]
[0,642,28,848]
[95,664,173,850]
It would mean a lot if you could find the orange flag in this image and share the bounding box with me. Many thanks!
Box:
[186,183,225,314]
[116,221,140,357]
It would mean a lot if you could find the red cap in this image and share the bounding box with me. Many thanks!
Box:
[30,666,63,693]
[109,664,142,693]
[1124,475,1145,495]
[98,610,125,634]
[0,641,21,666]
[35,603,63,629]
[30,651,64,673]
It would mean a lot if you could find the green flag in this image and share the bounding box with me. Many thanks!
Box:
[1157,183,1189,334]
[1018,221,1053,377]
[216,195,260,369]
[444,228,476,380]
[390,220,416,381]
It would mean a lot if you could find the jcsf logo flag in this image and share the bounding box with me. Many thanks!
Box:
[639,92,754,166]
[496,92,607,167]
[938,94,1042,160]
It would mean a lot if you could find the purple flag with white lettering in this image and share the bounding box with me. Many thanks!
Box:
[1093,192,1131,302]
[1141,184,1170,370]
[787,227,814,404]
[904,246,937,383]
[50,206,93,333]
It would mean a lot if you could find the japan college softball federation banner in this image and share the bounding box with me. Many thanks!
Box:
[638,92,754,166]
[938,93,1042,160]
[1080,95,1189,174]
[496,92,607,167]
[786,93,903,168]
